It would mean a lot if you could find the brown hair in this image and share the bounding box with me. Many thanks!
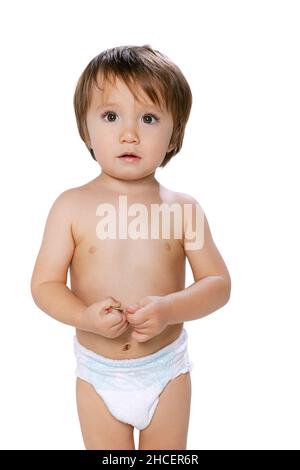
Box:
[73,44,192,167]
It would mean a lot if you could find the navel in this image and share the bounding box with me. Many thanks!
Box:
[122,343,131,351]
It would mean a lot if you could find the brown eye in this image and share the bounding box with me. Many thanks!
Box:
[143,114,159,124]
[101,111,159,124]
[101,111,117,122]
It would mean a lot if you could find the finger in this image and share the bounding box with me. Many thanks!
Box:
[125,313,141,325]
[131,322,151,331]
[127,297,150,310]
[126,307,136,313]
[113,320,128,335]
[131,330,150,342]
[125,303,141,313]
[105,303,123,313]
[119,319,130,332]
[108,311,124,325]
[126,309,148,326]
[106,297,122,309]
[111,306,124,312]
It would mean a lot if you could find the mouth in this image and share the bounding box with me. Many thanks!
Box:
[117,152,141,162]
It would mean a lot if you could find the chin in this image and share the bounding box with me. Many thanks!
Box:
[104,170,143,180]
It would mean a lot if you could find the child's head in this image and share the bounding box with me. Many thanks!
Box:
[73,44,192,176]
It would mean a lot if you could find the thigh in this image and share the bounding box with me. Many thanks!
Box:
[138,372,192,450]
[76,377,135,450]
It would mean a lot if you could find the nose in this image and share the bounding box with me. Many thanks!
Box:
[120,132,139,144]
[120,121,139,143]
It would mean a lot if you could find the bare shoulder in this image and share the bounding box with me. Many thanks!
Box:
[175,191,200,207]
[51,186,81,206]
[159,185,201,208]
[51,181,95,212]
[165,189,231,286]
[168,190,206,242]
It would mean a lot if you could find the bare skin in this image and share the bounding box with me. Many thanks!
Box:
[76,371,191,450]
[76,378,136,450]
[72,176,185,359]
[70,177,190,450]
[32,175,193,450]
[31,76,230,450]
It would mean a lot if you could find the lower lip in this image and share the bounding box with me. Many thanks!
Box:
[118,156,141,163]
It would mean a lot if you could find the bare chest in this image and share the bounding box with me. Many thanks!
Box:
[70,197,186,304]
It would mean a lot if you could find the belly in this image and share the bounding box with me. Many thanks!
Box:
[75,323,183,359]
[70,241,185,359]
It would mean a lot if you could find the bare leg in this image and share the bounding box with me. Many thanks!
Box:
[76,377,135,450]
[138,372,192,450]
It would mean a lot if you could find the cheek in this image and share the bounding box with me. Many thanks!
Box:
[87,117,112,137]
[92,128,114,147]
[145,128,169,142]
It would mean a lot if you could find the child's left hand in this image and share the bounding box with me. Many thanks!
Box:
[124,296,171,342]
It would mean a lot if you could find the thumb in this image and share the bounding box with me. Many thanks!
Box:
[110,297,122,308]
[104,297,122,311]
[126,303,140,314]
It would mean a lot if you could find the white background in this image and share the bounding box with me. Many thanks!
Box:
[0,0,299,450]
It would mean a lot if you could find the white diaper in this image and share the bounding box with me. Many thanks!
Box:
[73,328,194,430]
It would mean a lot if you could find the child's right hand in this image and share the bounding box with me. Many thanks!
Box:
[81,297,130,338]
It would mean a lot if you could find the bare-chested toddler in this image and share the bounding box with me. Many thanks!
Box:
[31,44,231,450]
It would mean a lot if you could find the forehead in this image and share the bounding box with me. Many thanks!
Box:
[90,75,166,111]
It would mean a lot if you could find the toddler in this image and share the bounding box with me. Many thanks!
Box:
[31,44,231,450]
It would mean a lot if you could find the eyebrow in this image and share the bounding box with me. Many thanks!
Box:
[96,102,161,111]
[97,102,118,109]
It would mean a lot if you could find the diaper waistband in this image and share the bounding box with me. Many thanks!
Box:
[73,328,188,369]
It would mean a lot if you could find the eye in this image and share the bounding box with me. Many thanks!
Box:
[100,111,160,124]
[101,111,117,122]
[143,114,160,124]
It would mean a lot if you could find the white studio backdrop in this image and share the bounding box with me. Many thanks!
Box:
[0,0,299,450]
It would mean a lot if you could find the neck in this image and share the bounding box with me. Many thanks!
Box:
[96,171,160,194]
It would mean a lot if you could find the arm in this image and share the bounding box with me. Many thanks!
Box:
[31,190,87,330]
[165,195,231,325]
